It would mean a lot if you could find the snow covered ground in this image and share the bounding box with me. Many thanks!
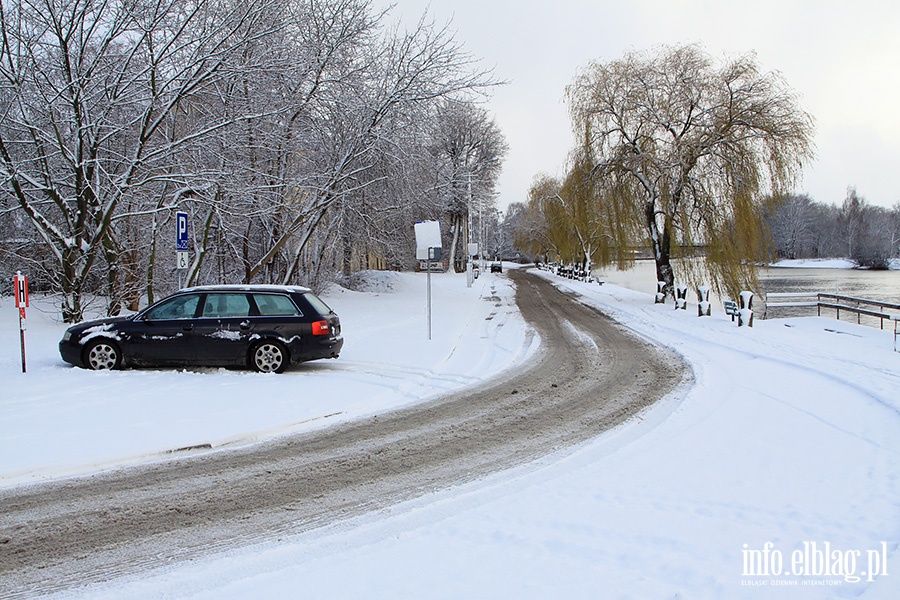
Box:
[770,258,859,269]
[4,264,899,599]
[1,270,532,487]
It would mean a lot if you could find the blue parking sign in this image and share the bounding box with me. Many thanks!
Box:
[176,211,189,251]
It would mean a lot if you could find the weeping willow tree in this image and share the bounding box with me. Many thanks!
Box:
[521,156,641,272]
[566,44,815,299]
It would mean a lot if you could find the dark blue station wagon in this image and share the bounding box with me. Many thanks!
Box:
[59,285,343,373]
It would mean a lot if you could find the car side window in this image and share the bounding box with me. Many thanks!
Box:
[144,294,201,320]
[253,294,302,316]
[201,293,251,318]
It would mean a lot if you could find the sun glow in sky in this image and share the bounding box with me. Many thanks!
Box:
[376,0,900,210]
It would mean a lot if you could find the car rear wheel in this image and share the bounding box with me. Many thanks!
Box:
[251,340,288,373]
[85,339,122,370]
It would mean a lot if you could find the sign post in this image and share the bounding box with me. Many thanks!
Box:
[414,221,442,341]
[175,211,189,288]
[466,242,479,288]
[426,247,441,340]
[13,271,29,373]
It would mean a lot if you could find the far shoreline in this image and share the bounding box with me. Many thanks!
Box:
[769,258,900,270]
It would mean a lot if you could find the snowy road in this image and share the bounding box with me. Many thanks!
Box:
[0,269,685,597]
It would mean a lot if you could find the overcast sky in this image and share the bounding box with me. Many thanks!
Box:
[374,0,900,211]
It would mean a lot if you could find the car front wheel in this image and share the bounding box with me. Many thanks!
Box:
[85,339,122,370]
[251,340,288,373]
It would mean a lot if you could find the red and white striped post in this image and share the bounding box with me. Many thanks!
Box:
[13,271,29,373]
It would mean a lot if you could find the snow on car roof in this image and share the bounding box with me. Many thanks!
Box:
[179,284,313,294]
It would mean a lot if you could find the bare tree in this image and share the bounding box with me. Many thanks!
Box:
[839,186,866,260]
[890,203,900,260]
[764,189,900,267]
[497,201,529,262]
[227,15,498,283]
[845,190,894,269]
[429,100,506,271]
[0,0,277,321]
[567,44,815,299]
[806,202,843,259]
[767,194,817,259]
[2,0,502,315]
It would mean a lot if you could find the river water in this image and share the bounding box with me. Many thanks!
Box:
[595,260,900,325]
[759,267,900,325]
[759,267,900,302]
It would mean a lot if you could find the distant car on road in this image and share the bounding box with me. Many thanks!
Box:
[490,261,503,273]
[59,285,343,373]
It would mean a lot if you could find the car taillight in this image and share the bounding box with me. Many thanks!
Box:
[312,320,331,336]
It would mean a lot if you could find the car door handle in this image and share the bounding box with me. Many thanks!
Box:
[182,324,194,332]
[239,320,251,330]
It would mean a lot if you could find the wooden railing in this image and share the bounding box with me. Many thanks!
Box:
[764,292,900,351]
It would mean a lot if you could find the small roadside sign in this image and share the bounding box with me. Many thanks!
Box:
[13,271,28,372]
[414,221,441,260]
[14,271,29,309]
[176,211,189,252]
[175,211,189,288]
[414,221,442,341]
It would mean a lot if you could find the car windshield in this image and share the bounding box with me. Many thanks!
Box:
[143,294,200,320]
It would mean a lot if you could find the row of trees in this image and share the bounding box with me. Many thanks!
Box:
[515,44,817,299]
[766,188,900,268]
[0,0,506,321]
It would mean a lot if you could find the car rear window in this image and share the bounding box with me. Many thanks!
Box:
[303,292,333,316]
[253,294,301,316]
[202,293,251,318]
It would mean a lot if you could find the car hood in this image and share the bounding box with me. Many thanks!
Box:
[66,315,133,333]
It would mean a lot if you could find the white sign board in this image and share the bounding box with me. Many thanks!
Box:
[414,221,442,260]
